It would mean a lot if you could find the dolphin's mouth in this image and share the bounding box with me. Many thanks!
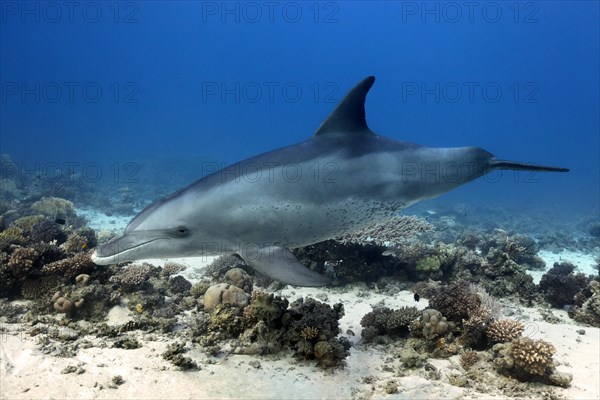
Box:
[91,236,164,265]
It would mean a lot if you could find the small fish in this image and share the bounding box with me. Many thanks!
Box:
[425,210,437,215]
[54,218,66,225]
[82,243,87,249]
[414,293,420,302]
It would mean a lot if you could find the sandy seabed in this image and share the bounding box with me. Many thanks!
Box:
[1,254,599,400]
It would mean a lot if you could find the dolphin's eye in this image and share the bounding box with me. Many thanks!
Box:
[175,226,189,236]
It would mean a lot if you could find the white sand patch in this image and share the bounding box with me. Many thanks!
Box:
[105,304,133,326]
[77,208,130,234]
[141,256,219,284]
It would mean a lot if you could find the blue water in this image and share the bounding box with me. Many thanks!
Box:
[1,1,598,220]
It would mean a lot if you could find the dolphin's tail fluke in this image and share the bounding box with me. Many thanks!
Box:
[490,159,569,173]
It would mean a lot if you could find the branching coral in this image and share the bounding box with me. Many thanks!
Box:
[336,215,433,247]
[7,246,39,278]
[108,262,153,290]
[486,319,524,343]
[168,275,191,295]
[21,275,62,300]
[429,282,481,324]
[162,261,187,277]
[360,306,420,341]
[460,350,479,370]
[539,262,590,307]
[570,280,600,327]
[31,219,66,244]
[461,306,492,348]
[416,256,441,272]
[0,226,26,247]
[300,326,319,340]
[468,283,503,319]
[60,233,87,254]
[42,251,93,278]
[13,215,45,233]
[511,337,555,376]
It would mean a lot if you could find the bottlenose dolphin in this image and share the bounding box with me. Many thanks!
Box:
[92,76,568,286]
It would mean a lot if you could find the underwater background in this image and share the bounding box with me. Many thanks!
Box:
[1,3,600,399]
[1,1,598,226]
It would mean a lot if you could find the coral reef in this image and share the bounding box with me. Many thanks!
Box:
[224,268,253,293]
[428,282,481,324]
[31,197,77,223]
[539,262,590,308]
[8,246,39,278]
[242,290,288,328]
[0,226,26,248]
[460,350,480,370]
[108,263,153,291]
[203,283,249,312]
[21,275,63,300]
[492,337,571,387]
[284,298,348,368]
[410,309,454,340]
[486,319,525,343]
[30,219,67,244]
[291,216,433,285]
[460,305,492,348]
[360,306,420,341]
[336,215,433,247]
[493,337,573,387]
[162,342,198,370]
[42,251,94,278]
[570,279,600,327]
[162,261,187,277]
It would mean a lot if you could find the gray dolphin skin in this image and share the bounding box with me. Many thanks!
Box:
[92,76,568,286]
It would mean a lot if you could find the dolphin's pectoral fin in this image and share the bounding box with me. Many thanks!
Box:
[239,246,331,287]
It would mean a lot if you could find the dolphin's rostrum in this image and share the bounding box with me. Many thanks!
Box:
[92,76,568,286]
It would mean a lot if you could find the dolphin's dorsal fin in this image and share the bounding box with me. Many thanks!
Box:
[313,76,375,137]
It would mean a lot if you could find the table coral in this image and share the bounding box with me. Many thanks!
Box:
[31,197,76,221]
